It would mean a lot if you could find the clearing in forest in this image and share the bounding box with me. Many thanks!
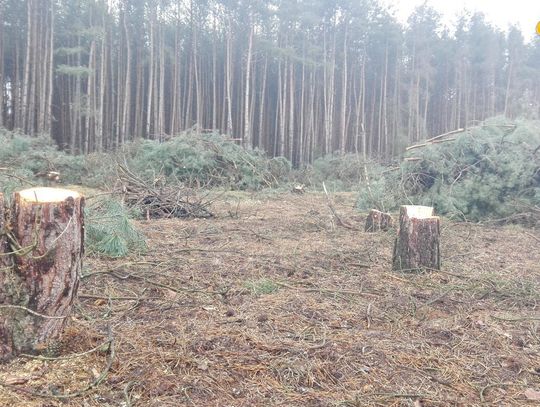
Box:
[0,192,538,407]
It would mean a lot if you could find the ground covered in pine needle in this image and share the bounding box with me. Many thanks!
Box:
[0,192,539,407]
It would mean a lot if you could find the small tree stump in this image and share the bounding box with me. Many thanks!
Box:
[392,205,440,272]
[365,209,393,232]
[0,187,84,359]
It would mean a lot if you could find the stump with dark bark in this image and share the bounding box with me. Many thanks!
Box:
[392,205,440,272]
[365,209,393,232]
[0,187,84,360]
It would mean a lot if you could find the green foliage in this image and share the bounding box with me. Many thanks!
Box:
[0,129,87,192]
[82,152,119,188]
[0,130,145,258]
[123,130,291,190]
[244,278,280,296]
[356,164,403,212]
[56,64,93,77]
[0,128,291,191]
[357,118,540,221]
[85,198,146,258]
[0,171,32,197]
[54,46,87,56]
[302,154,369,191]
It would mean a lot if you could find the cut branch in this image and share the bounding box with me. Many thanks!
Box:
[405,128,465,151]
[117,164,213,219]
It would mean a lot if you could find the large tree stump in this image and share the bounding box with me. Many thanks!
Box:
[0,187,84,359]
[365,209,393,232]
[392,205,440,272]
[0,193,16,357]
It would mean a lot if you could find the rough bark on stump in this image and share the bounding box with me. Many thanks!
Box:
[392,205,440,272]
[365,209,393,232]
[0,187,84,359]
[0,193,17,357]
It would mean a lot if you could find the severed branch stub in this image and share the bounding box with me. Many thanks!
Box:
[365,209,393,232]
[0,187,84,360]
[392,205,440,272]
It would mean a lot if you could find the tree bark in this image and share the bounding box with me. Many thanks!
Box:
[243,14,253,149]
[0,193,15,358]
[365,209,393,232]
[225,17,233,136]
[0,188,84,360]
[392,205,440,272]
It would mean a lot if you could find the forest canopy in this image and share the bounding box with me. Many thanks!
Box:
[0,0,539,165]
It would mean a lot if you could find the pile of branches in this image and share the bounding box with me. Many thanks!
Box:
[116,164,213,219]
[357,117,540,225]
[123,130,291,190]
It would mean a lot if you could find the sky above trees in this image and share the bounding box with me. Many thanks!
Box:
[386,0,539,40]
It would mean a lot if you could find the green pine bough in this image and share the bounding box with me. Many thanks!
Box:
[357,117,540,224]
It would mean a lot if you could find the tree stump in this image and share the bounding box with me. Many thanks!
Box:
[392,205,440,272]
[0,193,15,357]
[365,209,393,232]
[0,187,84,359]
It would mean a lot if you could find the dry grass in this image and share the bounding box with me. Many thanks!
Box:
[0,192,538,407]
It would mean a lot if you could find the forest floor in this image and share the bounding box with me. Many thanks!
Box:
[0,192,539,407]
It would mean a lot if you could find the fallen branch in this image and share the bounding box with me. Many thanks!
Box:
[0,304,67,320]
[363,392,426,399]
[491,315,540,322]
[524,232,540,243]
[322,182,360,230]
[479,382,520,403]
[0,168,37,186]
[20,339,112,361]
[404,157,422,162]
[425,128,465,143]
[117,163,213,219]
[78,293,160,301]
[432,137,457,144]
[275,281,381,297]
[406,128,465,151]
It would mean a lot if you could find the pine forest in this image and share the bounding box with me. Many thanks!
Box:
[1,0,539,165]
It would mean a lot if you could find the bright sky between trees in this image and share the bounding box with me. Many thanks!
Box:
[384,0,540,40]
